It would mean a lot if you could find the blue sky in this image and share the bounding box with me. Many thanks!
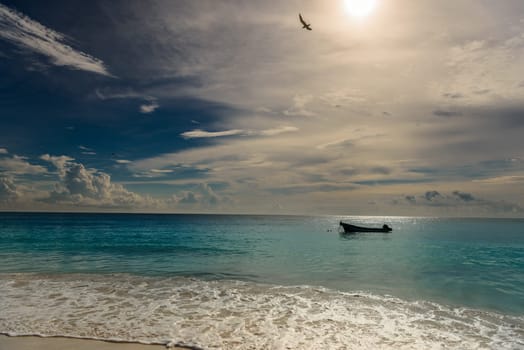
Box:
[1,0,524,216]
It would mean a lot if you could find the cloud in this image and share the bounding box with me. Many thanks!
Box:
[474,175,524,184]
[40,154,74,175]
[41,155,155,208]
[140,100,160,114]
[181,129,244,139]
[168,183,226,208]
[198,183,220,206]
[433,109,462,117]
[78,146,96,155]
[171,191,198,205]
[0,148,8,154]
[115,159,132,164]
[180,126,298,139]
[316,138,354,150]
[258,126,299,136]
[424,190,441,201]
[95,88,148,100]
[443,93,464,99]
[0,152,232,211]
[405,195,416,204]
[401,190,523,215]
[95,88,159,113]
[370,166,392,175]
[452,190,475,202]
[444,31,524,102]
[150,169,173,174]
[0,3,112,76]
[473,89,490,95]
[0,176,20,202]
[0,155,47,175]
[283,94,316,117]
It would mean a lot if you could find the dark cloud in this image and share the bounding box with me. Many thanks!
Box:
[443,93,464,99]
[473,89,490,95]
[424,190,441,201]
[408,167,439,175]
[480,106,524,128]
[354,178,431,186]
[433,109,462,117]
[267,184,356,195]
[405,195,416,204]
[401,190,523,215]
[370,166,392,175]
[339,168,359,177]
[452,190,475,202]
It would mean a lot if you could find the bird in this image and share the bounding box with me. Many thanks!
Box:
[299,13,312,31]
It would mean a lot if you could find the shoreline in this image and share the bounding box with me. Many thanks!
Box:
[0,335,189,350]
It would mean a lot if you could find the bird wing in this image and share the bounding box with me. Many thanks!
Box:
[299,13,306,25]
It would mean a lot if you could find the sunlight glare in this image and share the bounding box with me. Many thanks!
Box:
[344,0,378,18]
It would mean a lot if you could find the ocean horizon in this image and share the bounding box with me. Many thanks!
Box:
[1,212,523,349]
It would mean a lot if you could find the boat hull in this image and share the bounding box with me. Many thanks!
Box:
[339,222,392,233]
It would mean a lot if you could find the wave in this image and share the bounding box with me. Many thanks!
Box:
[1,273,522,349]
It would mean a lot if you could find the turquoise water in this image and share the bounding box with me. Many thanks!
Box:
[1,213,523,349]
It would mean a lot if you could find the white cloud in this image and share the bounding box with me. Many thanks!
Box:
[43,157,156,208]
[316,137,354,150]
[95,88,147,100]
[115,159,132,164]
[140,100,160,114]
[258,126,298,136]
[474,175,524,184]
[170,191,198,205]
[0,155,47,175]
[94,88,159,113]
[150,169,173,173]
[283,95,316,117]
[40,154,74,176]
[0,176,20,202]
[181,126,298,139]
[0,148,8,154]
[0,3,112,76]
[168,183,227,208]
[181,129,244,139]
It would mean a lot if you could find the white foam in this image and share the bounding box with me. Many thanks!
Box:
[1,273,522,349]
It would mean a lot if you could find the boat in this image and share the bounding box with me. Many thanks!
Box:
[339,221,392,233]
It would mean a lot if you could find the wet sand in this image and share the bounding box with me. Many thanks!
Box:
[0,335,188,350]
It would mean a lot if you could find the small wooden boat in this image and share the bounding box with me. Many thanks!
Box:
[339,221,392,233]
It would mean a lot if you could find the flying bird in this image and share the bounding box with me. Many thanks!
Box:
[299,13,312,31]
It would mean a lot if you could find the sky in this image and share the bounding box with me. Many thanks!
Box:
[1,0,524,217]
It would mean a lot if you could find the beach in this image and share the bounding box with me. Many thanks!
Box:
[0,335,186,350]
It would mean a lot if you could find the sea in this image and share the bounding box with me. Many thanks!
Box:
[0,212,523,349]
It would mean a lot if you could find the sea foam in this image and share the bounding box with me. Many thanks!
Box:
[1,273,522,349]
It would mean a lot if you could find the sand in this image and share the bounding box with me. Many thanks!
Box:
[0,335,189,350]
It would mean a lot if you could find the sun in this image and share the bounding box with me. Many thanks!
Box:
[344,0,378,18]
